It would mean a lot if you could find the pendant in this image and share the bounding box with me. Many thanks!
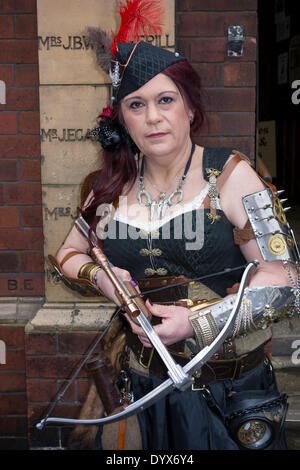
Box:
[137,188,152,207]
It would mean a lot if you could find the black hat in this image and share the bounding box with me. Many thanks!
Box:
[111,41,186,102]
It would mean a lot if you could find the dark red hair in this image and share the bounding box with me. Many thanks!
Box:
[81,60,205,232]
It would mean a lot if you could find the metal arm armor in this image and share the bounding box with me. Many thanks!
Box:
[189,285,299,352]
[243,187,300,264]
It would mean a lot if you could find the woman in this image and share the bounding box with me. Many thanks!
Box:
[55,29,299,450]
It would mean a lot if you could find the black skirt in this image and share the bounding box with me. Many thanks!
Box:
[94,360,287,451]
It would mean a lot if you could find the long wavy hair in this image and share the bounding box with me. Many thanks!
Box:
[81,60,205,235]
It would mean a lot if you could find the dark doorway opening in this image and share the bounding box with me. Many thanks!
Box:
[258,0,300,241]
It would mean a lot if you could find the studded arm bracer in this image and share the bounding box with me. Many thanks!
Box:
[189,283,299,351]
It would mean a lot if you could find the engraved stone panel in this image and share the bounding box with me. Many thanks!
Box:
[37,0,175,302]
[37,0,175,85]
[40,85,108,185]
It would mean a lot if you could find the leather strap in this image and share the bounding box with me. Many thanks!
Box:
[128,334,266,385]
[60,250,82,268]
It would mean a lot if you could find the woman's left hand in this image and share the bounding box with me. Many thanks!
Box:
[124,299,194,348]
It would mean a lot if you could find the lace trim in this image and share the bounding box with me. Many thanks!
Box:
[113,183,221,232]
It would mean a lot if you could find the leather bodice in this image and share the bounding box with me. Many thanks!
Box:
[99,147,247,298]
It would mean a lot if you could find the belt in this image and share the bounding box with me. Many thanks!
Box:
[127,329,266,387]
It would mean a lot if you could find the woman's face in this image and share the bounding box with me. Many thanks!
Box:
[120,73,193,158]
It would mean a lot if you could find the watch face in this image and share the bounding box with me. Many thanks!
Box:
[268,234,287,256]
[237,419,272,449]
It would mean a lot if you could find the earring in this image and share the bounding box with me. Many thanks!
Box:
[189,115,194,125]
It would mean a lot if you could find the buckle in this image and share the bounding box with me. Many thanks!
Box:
[138,346,154,369]
[192,382,206,391]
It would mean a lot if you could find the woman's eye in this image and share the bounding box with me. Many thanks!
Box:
[160,96,173,104]
[129,101,143,109]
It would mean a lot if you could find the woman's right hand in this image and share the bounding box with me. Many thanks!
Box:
[95,266,134,306]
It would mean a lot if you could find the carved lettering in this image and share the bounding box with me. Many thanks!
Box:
[38,34,174,51]
[40,129,91,142]
[44,206,78,221]
[7,279,35,291]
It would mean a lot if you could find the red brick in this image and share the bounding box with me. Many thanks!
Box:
[0,350,26,371]
[221,112,256,136]
[199,113,221,137]
[0,229,43,249]
[0,0,37,14]
[190,38,256,62]
[178,12,257,37]
[0,136,41,158]
[77,379,93,403]
[6,182,42,205]
[58,332,101,354]
[0,112,18,134]
[15,15,37,38]
[26,379,75,404]
[191,38,226,62]
[25,333,56,355]
[26,356,88,379]
[20,160,41,181]
[27,403,81,426]
[0,394,27,414]
[0,273,44,296]
[0,252,19,271]
[0,326,24,348]
[224,63,256,87]
[203,88,255,112]
[0,207,19,227]
[15,65,39,86]
[56,379,76,402]
[26,379,58,402]
[0,16,14,38]
[19,112,40,134]
[178,0,257,10]
[0,160,18,181]
[0,416,27,436]
[19,159,41,181]
[0,373,26,392]
[21,251,44,272]
[5,88,39,111]
[195,136,255,160]
[21,206,43,226]
[192,63,223,86]
[0,184,4,204]
[0,40,38,63]
[0,65,14,86]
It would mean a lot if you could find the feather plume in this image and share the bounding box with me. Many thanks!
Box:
[111,0,164,57]
[86,26,113,73]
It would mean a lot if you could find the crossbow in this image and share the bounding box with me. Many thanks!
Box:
[36,216,258,430]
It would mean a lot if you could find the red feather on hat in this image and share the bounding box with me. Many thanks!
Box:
[111,0,165,57]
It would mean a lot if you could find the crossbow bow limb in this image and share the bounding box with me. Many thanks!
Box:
[36,215,258,429]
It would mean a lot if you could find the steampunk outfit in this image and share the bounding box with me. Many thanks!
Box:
[45,2,300,450]
[91,146,293,450]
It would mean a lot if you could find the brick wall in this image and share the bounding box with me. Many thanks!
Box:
[0,0,259,451]
[0,324,28,449]
[0,0,44,298]
[26,331,99,449]
[176,0,257,161]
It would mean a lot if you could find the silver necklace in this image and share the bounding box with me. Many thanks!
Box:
[137,143,195,221]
